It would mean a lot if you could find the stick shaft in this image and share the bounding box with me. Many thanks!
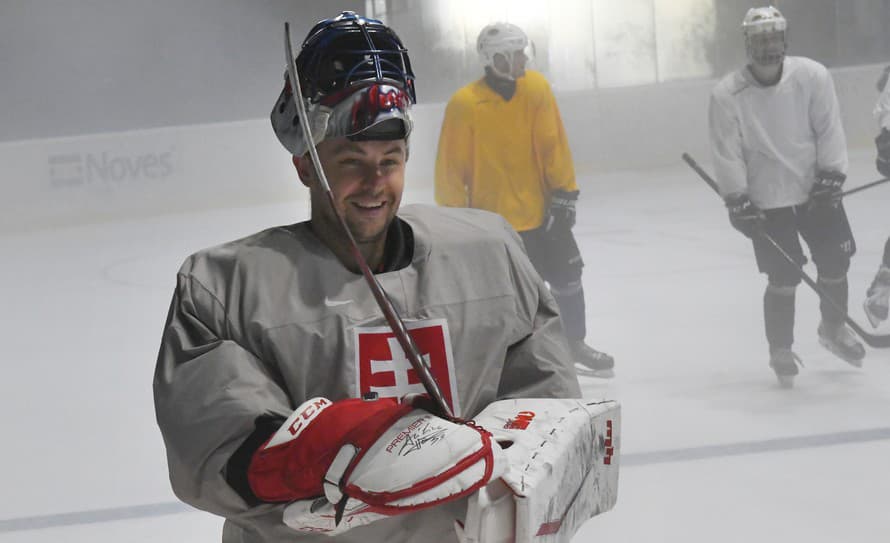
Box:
[284,23,455,419]
[841,177,890,197]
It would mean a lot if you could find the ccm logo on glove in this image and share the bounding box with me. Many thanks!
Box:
[270,397,331,447]
[282,398,331,445]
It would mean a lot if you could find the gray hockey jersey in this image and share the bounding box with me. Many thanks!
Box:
[153,204,581,542]
[709,56,848,209]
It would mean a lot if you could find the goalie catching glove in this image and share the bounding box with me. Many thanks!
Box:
[247,395,507,535]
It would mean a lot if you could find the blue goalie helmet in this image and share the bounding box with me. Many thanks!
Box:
[272,11,416,156]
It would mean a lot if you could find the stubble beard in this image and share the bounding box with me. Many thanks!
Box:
[347,209,392,245]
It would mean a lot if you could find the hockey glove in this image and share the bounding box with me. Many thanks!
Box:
[808,170,846,208]
[544,189,579,233]
[724,193,764,239]
[248,396,506,536]
[876,128,890,178]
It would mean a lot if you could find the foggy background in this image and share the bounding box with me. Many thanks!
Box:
[2,0,890,233]
[2,1,890,542]
[3,0,890,142]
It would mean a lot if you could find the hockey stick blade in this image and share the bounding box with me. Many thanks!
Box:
[681,152,890,349]
[283,23,456,418]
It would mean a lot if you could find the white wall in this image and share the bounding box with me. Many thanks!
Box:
[557,62,885,178]
[0,121,298,233]
[1,63,884,232]
[0,0,364,142]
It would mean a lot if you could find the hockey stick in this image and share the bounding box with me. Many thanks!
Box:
[284,23,456,419]
[841,176,890,198]
[681,152,890,349]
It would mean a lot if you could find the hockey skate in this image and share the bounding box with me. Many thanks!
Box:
[817,320,865,367]
[864,266,890,328]
[768,348,801,389]
[571,340,615,378]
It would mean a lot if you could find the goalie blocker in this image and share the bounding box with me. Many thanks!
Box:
[457,398,620,543]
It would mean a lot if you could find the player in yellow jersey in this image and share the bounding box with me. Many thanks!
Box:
[435,22,614,377]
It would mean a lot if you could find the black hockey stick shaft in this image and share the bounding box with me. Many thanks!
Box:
[841,177,890,198]
[689,151,887,199]
[284,23,456,419]
[681,152,890,348]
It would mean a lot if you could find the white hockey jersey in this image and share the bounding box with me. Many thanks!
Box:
[874,72,890,130]
[708,56,848,209]
[153,204,580,543]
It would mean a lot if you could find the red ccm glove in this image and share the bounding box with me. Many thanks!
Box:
[247,395,506,535]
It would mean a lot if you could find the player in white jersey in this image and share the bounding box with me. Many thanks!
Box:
[708,6,864,387]
[152,11,581,543]
[866,70,890,327]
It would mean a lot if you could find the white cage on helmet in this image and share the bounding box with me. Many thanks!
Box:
[476,22,531,79]
[742,6,787,67]
[742,6,787,36]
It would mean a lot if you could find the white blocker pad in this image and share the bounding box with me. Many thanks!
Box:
[457,398,620,543]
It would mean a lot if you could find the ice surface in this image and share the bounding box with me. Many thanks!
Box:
[1,151,888,542]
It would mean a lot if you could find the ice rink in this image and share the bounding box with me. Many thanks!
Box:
[1,149,888,543]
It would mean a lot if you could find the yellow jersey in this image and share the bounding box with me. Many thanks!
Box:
[434,70,578,232]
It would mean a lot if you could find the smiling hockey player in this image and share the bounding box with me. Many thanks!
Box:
[153,11,618,543]
[708,6,864,387]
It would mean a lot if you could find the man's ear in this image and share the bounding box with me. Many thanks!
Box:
[293,154,313,188]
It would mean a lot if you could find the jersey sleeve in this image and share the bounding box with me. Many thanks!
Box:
[496,219,581,399]
[809,65,848,174]
[875,77,890,131]
[435,95,473,208]
[535,79,578,193]
[708,88,748,197]
[153,269,292,518]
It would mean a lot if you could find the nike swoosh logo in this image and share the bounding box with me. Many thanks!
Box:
[324,297,352,307]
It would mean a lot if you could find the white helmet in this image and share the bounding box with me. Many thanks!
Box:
[477,22,530,80]
[742,6,787,36]
[742,6,787,66]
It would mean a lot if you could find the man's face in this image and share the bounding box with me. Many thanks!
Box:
[746,31,785,66]
[493,49,527,80]
[300,137,407,245]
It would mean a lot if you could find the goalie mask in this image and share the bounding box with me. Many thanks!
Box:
[477,22,534,80]
[742,6,787,67]
[271,11,415,156]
